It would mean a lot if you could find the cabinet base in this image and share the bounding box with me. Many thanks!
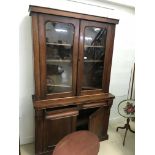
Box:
[100,134,109,141]
[36,150,53,155]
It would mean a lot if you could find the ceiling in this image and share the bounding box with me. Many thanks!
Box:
[67,0,135,8]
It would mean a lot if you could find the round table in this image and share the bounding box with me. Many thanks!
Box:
[53,131,100,155]
[116,99,135,146]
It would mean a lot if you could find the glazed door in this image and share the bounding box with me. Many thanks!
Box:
[77,20,116,95]
[89,105,111,140]
[38,14,79,99]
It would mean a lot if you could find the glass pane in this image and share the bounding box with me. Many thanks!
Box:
[82,27,107,90]
[45,22,74,94]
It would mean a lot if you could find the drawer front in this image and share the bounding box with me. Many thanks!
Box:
[45,107,78,120]
[82,100,108,109]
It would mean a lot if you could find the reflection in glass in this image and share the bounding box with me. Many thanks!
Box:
[45,22,74,93]
[82,27,107,90]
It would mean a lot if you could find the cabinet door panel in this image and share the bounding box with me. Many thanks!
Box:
[77,20,116,95]
[45,117,76,150]
[38,14,79,99]
[83,27,107,90]
[44,108,78,151]
[89,105,111,140]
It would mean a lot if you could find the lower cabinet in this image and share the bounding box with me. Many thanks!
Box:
[35,100,112,155]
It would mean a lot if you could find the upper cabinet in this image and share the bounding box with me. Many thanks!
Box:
[29,5,119,100]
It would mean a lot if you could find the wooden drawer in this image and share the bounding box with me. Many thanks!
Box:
[82,100,108,109]
[45,107,78,120]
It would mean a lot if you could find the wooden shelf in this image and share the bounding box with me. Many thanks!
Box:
[84,45,104,48]
[82,86,100,90]
[47,84,71,88]
[84,60,102,62]
[46,59,71,63]
[46,42,72,47]
[77,118,88,127]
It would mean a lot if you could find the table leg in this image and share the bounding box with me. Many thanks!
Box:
[116,118,135,146]
[123,127,128,146]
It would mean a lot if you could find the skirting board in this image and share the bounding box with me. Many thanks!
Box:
[20,136,34,145]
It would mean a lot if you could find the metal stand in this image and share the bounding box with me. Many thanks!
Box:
[116,118,135,146]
